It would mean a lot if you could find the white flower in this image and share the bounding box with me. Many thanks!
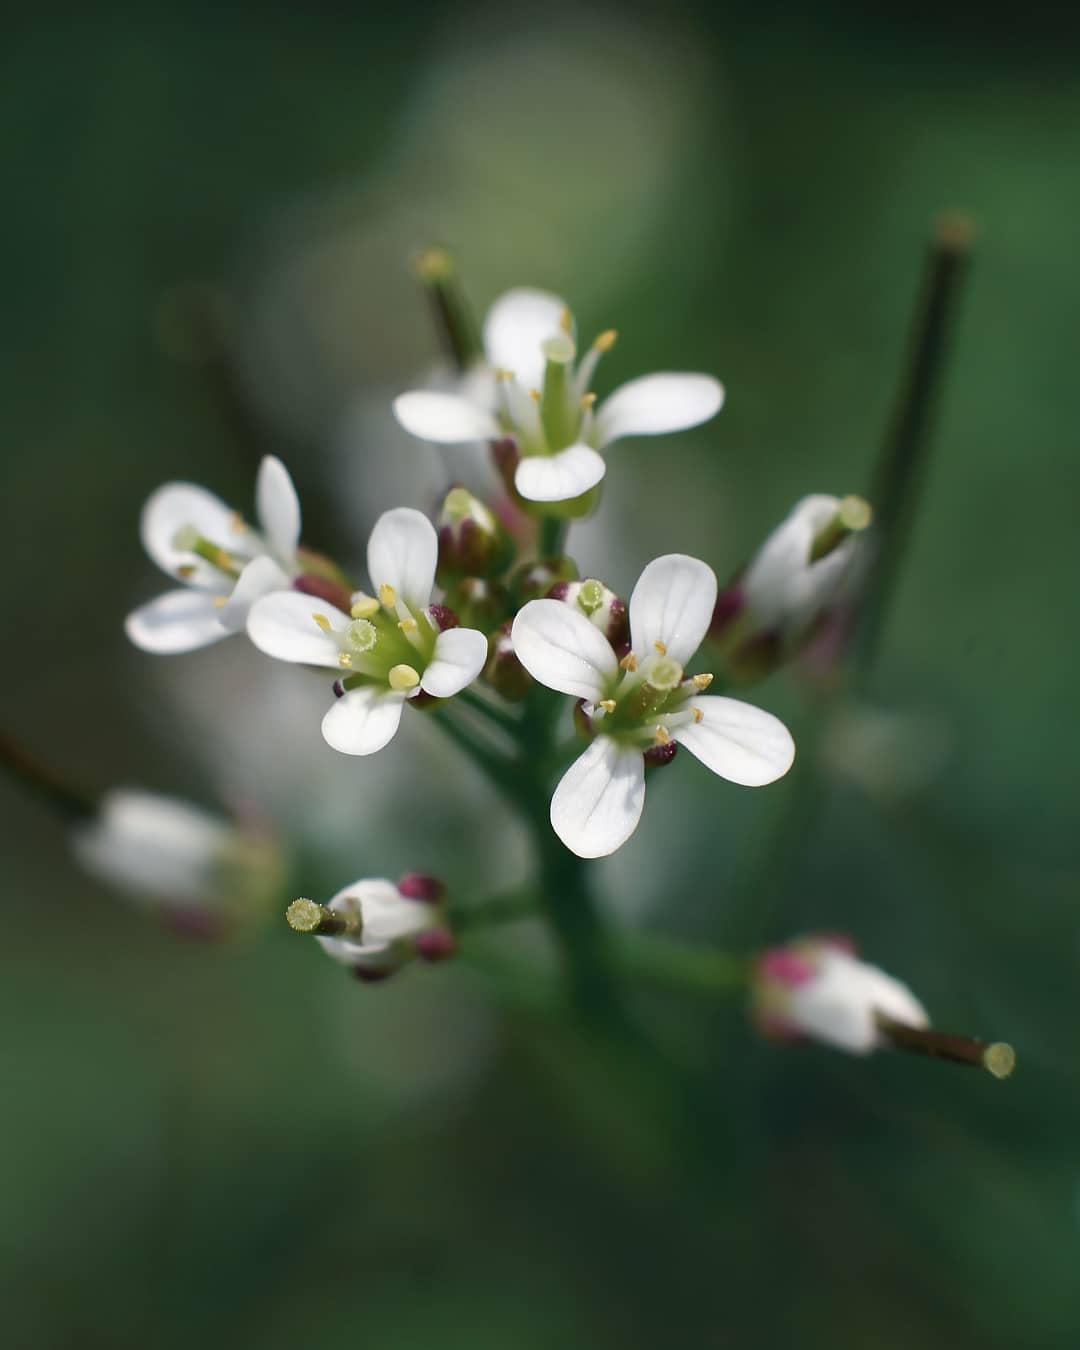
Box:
[511,553,795,857]
[126,456,301,654]
[247,507,488,755]
[314,876,453,980]
[72,789,281,930]
[393,288,724,506]
[752,935,930,1055]
[715,494,870,657]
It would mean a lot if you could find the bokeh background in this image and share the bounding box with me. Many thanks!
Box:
[3,3,1079,1346]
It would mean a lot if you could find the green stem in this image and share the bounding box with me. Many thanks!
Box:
[538,515,568,558]
[618,933,750,997]
[429,707,524,806]
[450,885,537,932]
[414,247,483,372]
[456,686,523,739]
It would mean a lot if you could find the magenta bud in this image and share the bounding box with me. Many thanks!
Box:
[437,486,514,584]
[293,573,354,613]
[332,678,347,699]
[398,873,447,903]
[643,740,679,768]
[426,603,460,632]
[486,621,531,701]
[710,583,744,638]
[415,928,457,963]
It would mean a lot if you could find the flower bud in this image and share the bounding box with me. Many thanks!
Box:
[436,486,514,584]
[298,877,454,981]
[711,494,871,682]
[442,577,511,633]
[509,555,578,606]
[486,620,531,701]
[751,934,928,1055]
[547,577,629,649]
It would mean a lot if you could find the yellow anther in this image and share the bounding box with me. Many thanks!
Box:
[388,663,421,692]
[580,392,597,409]
[312,613,331,632]
[598,698,617,714]
[378,583,397,609]
[593,329,618,352]
[176,564,196,580]
[414,246,452,282]
[350,595,379,619]
[338,653,353,668]
[495,366,515,382]
[619,652,638,672]
[653,640,667,655]
[398,617,419,635]
[692,706,704,724]
[228,511,246,534]
[654,725,672,746]
[212,596,227,609]
[559,306,573,333]
[692,672,714,691]
[528,388,542,402]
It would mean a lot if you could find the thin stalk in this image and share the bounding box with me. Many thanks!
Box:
[618,933,749,998]
[429,707,524,806]
[0,732,96,821]
[538,515,569,558]
[414,247,483,372]
[456,685,524,739]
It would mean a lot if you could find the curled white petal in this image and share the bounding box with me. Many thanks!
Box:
[140,482,238,587]
[422,627,489,699]
[482,287,567,391]
[392,391,499,444]
[317,878,432,968]
[124,589,229,654]
[256,456,301,562]
[367,507,438,609]
[246,591,347,667]
[673,696,795,786]
[550,737,646,858]
[788,950,930,1054]
[511,600,619,702]
[321,686,406,756]
[595,373,724,447]
[628,553,717,667]
[514,445,606,503]
[743,494,849,634]
[218,556,291,632]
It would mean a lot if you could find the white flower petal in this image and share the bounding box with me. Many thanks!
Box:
[511,600,619,702]
[514,445,606,503]
[317,878,432,967]
[482,287,567,390]
[124,589,230,654]
[392,391,499,444]
[550,737,646,858]
[321,686,406,756]
[789,950,930,1055]
[595,373,724,447]
[367,507,438,608]
[246,591,346,667]
[255,456,301,562]
[139,482,240,588]
[673,696,795,787]
[218,556,291,632]
[422,627,489,699]
[628,553,717,666]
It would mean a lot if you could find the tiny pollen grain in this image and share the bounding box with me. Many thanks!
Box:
[398,618,418,634]
[559,307,573,333]
[350,596,379,619]
[228,511,246,533]
[177,564,196,580]
[692,672,714,690]
[692,707,704,723]
[654,725,672,745]
[599,698,617,714]
[378,583,396,608]
[529,388,542,402]
[212,596,227,609]
[653,640,667,655]
[338,653,353,668]
[593,329,618,352]
[495,367,515,382]
[312,613,331,632]
[620,653,638,672]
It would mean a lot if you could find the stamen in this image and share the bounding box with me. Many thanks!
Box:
[228,511,246,534]
[692,672,714,691]
[398,617,419,635]
[312,613,331,632]
[620,653,638,672]
[495,367,515,382]
[654,725,672,746]
[692,706,704,723]
[212,596,227,609]
[176,564,197,580]
[350,594,379,619]
[529,388,541,402]
[559,306,573,333]
[653,640,667,655]
[338,653,353,668]
[593,329,618,352]
[598,698,617,714]
[580,392,597,409]
[378,583,397,609]
[388,664,421,692]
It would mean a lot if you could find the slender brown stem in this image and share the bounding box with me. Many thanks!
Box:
[875,1013,1015,1079]
[0,731,95,821]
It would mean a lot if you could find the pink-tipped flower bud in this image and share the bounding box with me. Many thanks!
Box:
[307,877,453,983]
[510,555,578,606]
[643,740,679,769]
[548,577,629,649]
[397,873,447,904]
[486,621,531,701]
[751,933,928,1055]
[414,928,457,963]
[436,486,514,584]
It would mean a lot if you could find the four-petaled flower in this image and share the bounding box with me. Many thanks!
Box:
[247,508,488,755]
[393,288,724,507]
[511,553,795,857]
[126,456,300,653]
[312,875,454,981]
[752,934,930,1054]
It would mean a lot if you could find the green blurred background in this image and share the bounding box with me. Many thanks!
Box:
[3,4,1079,1346]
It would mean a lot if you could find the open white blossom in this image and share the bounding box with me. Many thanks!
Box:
[126,456,301,654]
[393,288,724,506]
[72,789,281,930]
[511,553,795,857]
[752,935,930,1054]
[313,876,453,980]
[247,507,488,755]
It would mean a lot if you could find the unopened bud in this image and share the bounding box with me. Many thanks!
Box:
[643,740,679,769]
[510,555,578,606]
[486,621,531,701]
[443,578,511,632]
[414,928,457,963]
[293,573,353,612]
[437,486,513,583]
[547,577,629,648]
[397,873,447,903]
